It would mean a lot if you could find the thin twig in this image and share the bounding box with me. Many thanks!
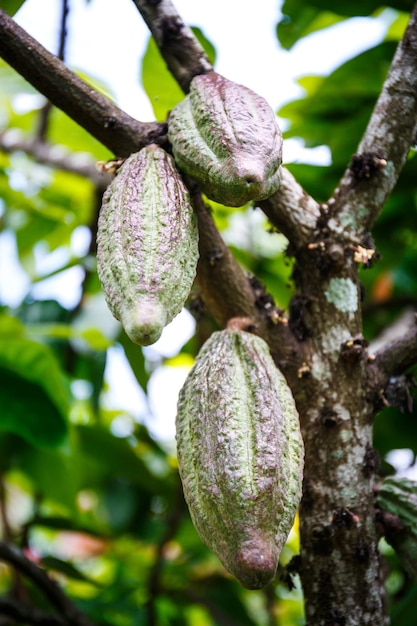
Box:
[0,541,95,626]
[366,310,417,407]
[258,167,321,247]
[369,310,417,378]
[191,190,299,369]
[0,9,166,156]
[0,476,12,544]
[36,0,70,140]
[0,598,66,626]
[331,2,417,236]
[145,482,185,626]
[0,129,111,185]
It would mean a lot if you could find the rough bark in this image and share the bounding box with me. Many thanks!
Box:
[1,2,417,625]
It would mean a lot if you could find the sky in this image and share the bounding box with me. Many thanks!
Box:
[5,0,415,469]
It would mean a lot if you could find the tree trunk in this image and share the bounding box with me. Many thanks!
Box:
[286,244,386,625]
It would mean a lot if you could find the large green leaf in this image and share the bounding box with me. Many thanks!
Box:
[279,42,396,167]
[0,337,69,447]
[0,0,27,16]
[119,329,151,392]
[278,5,344,50]
[391,585,417,626]
[75,424,167,493]
[277,0,413,49]
[141,26,216,121]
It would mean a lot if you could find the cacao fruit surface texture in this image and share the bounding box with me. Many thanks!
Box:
[96,145,199,346]
[176,327,304,589]
[377,476,417,581]
[168,71,283,207]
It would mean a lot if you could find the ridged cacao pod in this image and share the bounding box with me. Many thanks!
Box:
[377,476,417,581]
[97,145,199,346]
[176,323,304,589]
[168,71,282,207]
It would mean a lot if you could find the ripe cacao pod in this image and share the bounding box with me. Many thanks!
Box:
[175,323,304,589]
[96,145,199,346]
[168,71,283,207]
[377,476,417,581]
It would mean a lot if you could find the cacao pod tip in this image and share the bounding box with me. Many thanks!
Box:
[121,300,166,346]
[234,542,277,589]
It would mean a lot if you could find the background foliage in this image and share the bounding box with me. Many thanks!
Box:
[0,0,416,624]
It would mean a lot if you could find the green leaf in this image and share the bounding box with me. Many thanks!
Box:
[17,443,81,509]
[279,42,396,166]
[192,26,216,65]
[277,0,413,49]
[0,338,69,448]
[141,36,186,122]
[391,585,417,626]
[75,424,166,493]
[278,5,344,50]
[0,0,27,16]
[119,329,151,391]
[42,555,101,585]
[141,26,216,121]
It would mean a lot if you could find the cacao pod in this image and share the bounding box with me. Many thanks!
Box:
[377,476,417,581]
[96,145,199,346]
[175,324,304,589]
[168,71,282,207]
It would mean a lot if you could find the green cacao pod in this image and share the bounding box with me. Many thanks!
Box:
[168,71,282,207]
[377,476,417,581]
[175,323,304,589]
[96,145,199,346]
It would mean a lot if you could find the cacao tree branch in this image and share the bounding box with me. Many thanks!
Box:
[258,167,321,247]
[131,0,212,92]
[0,9,166,156]
[192,192,298,361]
[367,310,417,390]
[0,598,66,626]
[0,541,96,626]
[331,2,417,236]
[0,129,110,185]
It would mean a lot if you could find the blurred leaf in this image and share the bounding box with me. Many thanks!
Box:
[278,0,413,49]
[279,42,396,167]
[278,6,344,50]
[192,26,216,65]
[0,312,25,336]
[141,27,216,121]
[391,585,417,626]
[30,513,107,536]
[119,329,151,391]
[75,424,166,493]
[141,34,184,121]
[374,404,417,458]
[0,0,27,14]
[0,338,69,447]
[42,555,101,585]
